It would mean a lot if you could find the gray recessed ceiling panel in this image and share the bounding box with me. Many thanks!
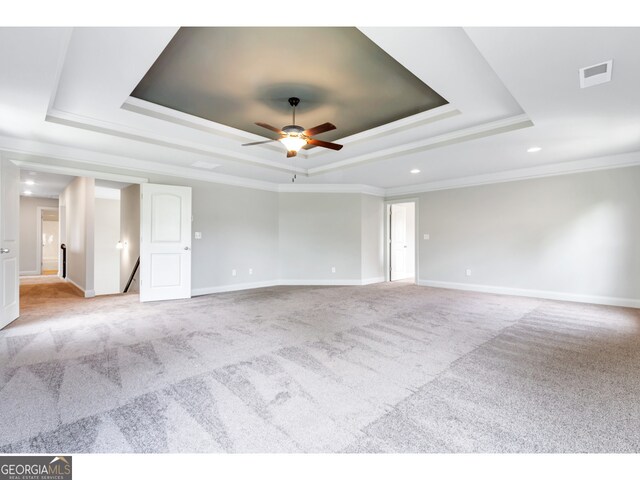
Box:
[131,27,448,143]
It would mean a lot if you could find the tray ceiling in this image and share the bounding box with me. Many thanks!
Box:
[131,27,448,143]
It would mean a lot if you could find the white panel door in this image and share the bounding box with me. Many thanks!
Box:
[140,184,192,302]
[390,203,408,281]
[0,159,20,328]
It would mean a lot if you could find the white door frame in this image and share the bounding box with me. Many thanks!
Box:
[1,157,20,329]
[384,198,419,283]
[36,206,59,275]
[12,160,148,293]
[139,183,192,302]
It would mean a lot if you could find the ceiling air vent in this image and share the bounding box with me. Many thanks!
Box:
[579,60,613,88]
[191,161,220,170]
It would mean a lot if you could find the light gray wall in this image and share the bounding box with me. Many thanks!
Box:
[391,166,640,302]
[361,194,385,281]
[120,184,140,292]
[279,193,366,282]
[94,198,120,295]
[19,196,59,274]
[190,181,279,290]
[60,177,95,294]
[123,176,279,292]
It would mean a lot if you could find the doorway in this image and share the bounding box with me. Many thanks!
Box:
[387,201,417,283]
[38,207,59,276]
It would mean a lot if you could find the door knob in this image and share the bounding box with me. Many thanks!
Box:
[0,248,9,254]
[184,246,190,251]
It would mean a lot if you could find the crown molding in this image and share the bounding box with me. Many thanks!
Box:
[10,159,149,184]
[308,113,534,175]
[0,135,280,192]
[297,104,461,158]
[45,108,308,175]
[122,96,280,148]
[385,150,640,197]
[123,97,462,162]
[3,134,640,200]
[278,183,385,196]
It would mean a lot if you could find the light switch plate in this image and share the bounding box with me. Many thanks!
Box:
[232,269,237,276]
[194,232,202,239]
[466,269,472,276]
[424,234,430,240]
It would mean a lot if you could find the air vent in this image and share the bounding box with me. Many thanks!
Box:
[579,60,612,88]
[191,161,220,170]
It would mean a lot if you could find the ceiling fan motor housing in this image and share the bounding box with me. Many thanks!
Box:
[283,125,305,135]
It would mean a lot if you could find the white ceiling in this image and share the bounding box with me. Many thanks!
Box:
[19,170,73,198]
[1,27,639,194]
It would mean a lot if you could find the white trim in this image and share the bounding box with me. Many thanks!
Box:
[418,279,640,309]
[305,104,461,157]
[385,198,419,284]
[46,28,73,112]
[19,271,39,276]
[123,96,286,156]
[36,206,59,276]
[1,138,278,192]
[386,150,640,197]
[4,134,640,198]
[11,159,149,185]
[65,276,95,298]
[46,108,308,175]
[124,96,461,161]
[278,183,385,196]
[307,114,533,175]
[192,277,387,296]
[192,280,279,296]
[280,279,367,286]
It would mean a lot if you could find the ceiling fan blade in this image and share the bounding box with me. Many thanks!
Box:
[303,122,336,137]
[286,150,297,158]
[256,122,284,135]
[306,138,343,151]
[242,139,278,146]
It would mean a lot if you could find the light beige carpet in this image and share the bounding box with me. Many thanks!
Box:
[1,281,639,453]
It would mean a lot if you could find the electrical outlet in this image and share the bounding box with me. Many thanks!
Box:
[331,266,336,273]
[466,269,472,276]
[424,234,430,240]
[194,232,202,239]
[232,269,237,277]
[249,268,253,275]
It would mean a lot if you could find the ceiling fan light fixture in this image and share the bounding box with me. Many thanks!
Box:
[246,97,342,156]
[280,136,307,153]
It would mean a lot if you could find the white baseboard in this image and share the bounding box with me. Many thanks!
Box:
[65,277,95,298]
[192,280,279,296]
[279,279,364,286]
[418,279,640,309]
[192,276,387,296]
[19,270,39,276]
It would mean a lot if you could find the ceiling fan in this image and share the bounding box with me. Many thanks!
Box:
[242,97,343,157]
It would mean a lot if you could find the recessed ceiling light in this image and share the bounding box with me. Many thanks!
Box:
[25,179,35,186]
[527,147,542,153]
[410,169,421,174]
[23,190,32,196]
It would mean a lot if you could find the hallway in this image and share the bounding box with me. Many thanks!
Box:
[20,276,83,309]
